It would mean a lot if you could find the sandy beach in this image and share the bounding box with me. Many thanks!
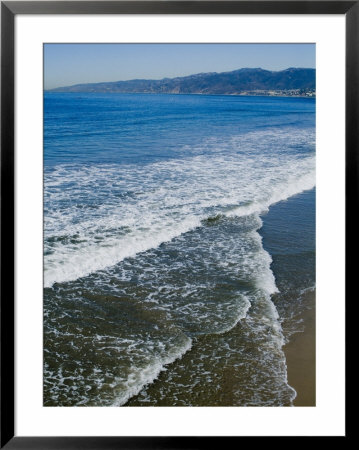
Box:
[283,290,316,406]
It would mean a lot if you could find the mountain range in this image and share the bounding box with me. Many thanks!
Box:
[48,67,315,96]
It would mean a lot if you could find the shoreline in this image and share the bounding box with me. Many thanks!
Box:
[45,91,315,99]
[259,187,316,407]
[283,289,316,406]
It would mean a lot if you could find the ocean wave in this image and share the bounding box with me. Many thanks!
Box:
[44,127,315,288]
[44,151,315,287]
[111,335,192,406]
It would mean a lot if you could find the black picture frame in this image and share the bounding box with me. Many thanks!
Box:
[1,1,354,447]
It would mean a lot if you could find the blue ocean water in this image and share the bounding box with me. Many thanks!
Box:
[44,93,315,406]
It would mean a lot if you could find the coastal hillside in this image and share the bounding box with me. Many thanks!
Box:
[48,67,315,96]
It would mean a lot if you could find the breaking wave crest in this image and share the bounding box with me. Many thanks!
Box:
[44,128,315,287]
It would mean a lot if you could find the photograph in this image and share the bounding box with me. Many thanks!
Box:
[43,43,316,408]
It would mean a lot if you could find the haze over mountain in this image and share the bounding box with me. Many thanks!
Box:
[48,67,315,95]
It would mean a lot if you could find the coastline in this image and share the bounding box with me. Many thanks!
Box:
[283,289,316,406]
[45,91,315,99]
[259,188,316,407]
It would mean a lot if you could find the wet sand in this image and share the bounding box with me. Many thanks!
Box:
[283,290,316,406]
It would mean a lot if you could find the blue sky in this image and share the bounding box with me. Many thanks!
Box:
[44,43,315,89]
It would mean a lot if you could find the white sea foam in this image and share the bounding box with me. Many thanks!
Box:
[44,127,315,287]
[210,296,252,335]
[111,335,192,406]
